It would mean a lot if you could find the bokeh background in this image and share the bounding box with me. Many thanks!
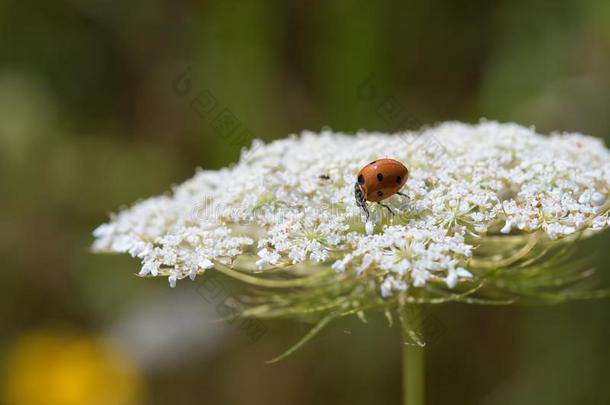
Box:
[1,1,610,404]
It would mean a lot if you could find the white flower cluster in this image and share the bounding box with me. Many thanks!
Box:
[93,121,610,296]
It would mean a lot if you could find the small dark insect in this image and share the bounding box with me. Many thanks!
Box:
[355,158,409,220]
[319,174,331,180]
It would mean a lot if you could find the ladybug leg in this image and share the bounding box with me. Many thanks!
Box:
[377,202,394,216]
[396,191,409,199]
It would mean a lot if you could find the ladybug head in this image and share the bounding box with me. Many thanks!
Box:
[354,182,367,205]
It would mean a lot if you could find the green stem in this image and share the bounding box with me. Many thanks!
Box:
[402,306,425,405]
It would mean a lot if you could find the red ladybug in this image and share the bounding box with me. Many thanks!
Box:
[355,159,408,220]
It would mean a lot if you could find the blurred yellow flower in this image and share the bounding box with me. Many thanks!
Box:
[2,329,143,405]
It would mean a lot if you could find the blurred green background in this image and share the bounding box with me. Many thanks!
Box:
[1,1,610,404]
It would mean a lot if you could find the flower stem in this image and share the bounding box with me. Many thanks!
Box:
[402,306,425,405]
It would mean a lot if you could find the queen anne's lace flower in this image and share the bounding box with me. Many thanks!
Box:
[93,121,610,298]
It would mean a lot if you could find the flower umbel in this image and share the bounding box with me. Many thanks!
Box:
[94,121,610,347]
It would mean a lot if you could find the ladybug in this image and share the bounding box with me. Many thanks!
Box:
[355,159,408,220]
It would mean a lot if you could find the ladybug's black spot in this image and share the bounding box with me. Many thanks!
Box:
[357,174,365,184]
[396,176,402,184]
[369,160,376,165]
[377,191,383,197]
[377,173,384,182]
